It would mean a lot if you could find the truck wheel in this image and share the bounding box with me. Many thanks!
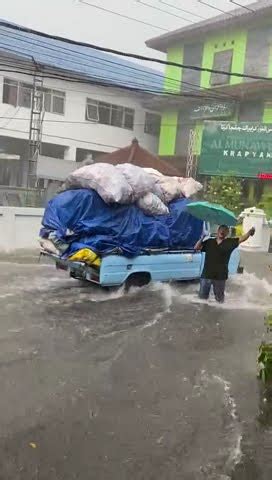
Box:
[125,273,151,292]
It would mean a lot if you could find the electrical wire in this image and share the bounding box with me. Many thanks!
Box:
[0,36,170,92]
[0,33,234,103]
[0,106,21,129]
[78,0,169,31]
[0,47,238,102]
[0,116,216,127]
[134,0,194,22]
[159,0,207,20]
[0,66,236,107]
[0,44,236,102]
[0,105,20,128]
[228,0,255,13]
[0,64,234,102]
[198,0,236,16]
[0,28,204,95]
[0,126,122,149]
[0,27,242,100]
[0,32,194,95]
[0,20,270,82]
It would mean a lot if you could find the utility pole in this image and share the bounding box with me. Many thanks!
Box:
[28,70,44,188]
[186,129,199,178]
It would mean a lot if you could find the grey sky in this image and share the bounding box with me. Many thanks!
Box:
[0,0,256,68]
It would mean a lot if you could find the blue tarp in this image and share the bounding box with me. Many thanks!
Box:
[41,189,203,257]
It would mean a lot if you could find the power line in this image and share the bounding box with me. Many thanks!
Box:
[0,117,235,130]
[0,105,20,129]
[228,0,255,13]
[198,0,236,16]
[0,37,167,93]
[0,28,205,95]
[0,116,221,127]
[0,30,192,94]
[1,63,235,103]
[0,126,122,149]
[134,0,194,22]
[0,63,236,105]
[159,0,207,20]
[0,28,236,100]
[0,47,238,102]
[0,20,270,82]
[78,0,169,31]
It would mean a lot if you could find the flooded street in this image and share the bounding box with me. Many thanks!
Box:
[0,253,271,479]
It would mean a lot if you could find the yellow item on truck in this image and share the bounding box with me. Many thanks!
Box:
[69,248,101,267]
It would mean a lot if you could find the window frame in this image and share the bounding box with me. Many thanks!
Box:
[3,77,32,108]
[210,49,234,87]
[2,78,66,115]
[85,98,135,130]
[86,98,99,122]
[18,82,32,108]
[42,88,66,115]
[144,111,161,136]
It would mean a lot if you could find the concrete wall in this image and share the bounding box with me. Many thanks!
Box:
[0,207,43,251]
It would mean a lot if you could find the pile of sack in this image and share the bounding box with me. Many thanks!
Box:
[39,163,204,264]
[64,162,202,216]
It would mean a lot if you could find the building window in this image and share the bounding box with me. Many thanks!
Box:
[144,112,161,136]
[86,99,99,122]
[85,98,135,130]
[210,49,233,86]
[2,78,66,114]
[3,78,32,108]
[41,88,65,115]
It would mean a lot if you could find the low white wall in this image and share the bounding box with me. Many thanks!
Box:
[0,207,44,251]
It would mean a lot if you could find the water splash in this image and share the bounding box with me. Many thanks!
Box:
[199,371,243,475]
[141,282,176,329]
[158,271,272,312]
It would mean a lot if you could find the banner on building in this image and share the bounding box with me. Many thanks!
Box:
[190,102,236,120]
[199,122,272,177]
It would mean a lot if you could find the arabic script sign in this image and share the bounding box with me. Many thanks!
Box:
[190,102,236,120]
[199,122,272,178]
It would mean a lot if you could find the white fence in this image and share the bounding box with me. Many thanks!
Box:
[0,207,44,251]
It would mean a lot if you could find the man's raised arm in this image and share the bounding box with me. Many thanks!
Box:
[194,236,205,251]
[238,227,255,245]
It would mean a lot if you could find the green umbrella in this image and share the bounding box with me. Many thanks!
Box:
[187,201,237,226]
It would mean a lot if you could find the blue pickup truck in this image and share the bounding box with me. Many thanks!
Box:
[41,245,242,290]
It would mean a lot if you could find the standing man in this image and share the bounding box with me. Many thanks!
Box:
[195,225,255,303]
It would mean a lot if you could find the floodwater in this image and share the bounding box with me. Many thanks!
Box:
[0,253,271,479]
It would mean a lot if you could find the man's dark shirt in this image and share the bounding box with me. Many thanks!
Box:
[201,237,239,280]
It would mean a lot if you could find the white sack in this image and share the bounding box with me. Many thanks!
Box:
[116,163,156,200]
[137,193,169,216]
[177,177,203,198]
[143,167,163,178]
[66,163,133,204]
[155,176,185,203]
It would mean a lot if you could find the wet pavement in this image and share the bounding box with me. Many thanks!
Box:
[0,252,271,479]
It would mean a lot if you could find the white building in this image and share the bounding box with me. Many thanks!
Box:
[0,21,162,204]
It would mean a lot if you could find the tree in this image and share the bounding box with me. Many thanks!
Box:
[204,176,243,214]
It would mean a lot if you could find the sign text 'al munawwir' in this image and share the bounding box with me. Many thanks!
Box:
[199,122,272,177]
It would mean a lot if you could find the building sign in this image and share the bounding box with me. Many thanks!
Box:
[199,122,272,178]
[258,173,272,179]
[190,102,236,120]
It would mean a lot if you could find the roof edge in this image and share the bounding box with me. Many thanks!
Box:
[146,0,272,52]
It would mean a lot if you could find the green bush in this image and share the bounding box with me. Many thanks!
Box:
[258,194,272,219]
[204,176,243,214]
